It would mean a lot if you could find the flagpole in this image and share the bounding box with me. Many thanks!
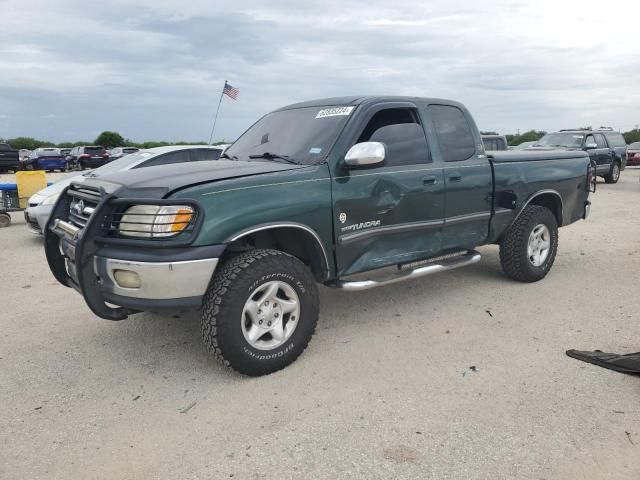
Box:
[208,80,226,146]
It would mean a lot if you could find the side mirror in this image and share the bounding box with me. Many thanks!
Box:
[344,142,385,168]
[585,143,598,149]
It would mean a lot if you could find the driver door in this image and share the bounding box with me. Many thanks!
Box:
[331,104,445,277]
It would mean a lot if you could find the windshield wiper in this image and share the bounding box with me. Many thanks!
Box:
[248,152,299,164]
[220,152,237,160]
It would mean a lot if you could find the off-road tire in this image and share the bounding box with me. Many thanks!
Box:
[604,161,620,184]
[499,205,558,283]
[200,249,319,376]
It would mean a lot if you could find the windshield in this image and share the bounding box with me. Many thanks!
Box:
[629,142,640,150]
[84,151,153,176]
[535,133,584,148]
[224,106,355,164]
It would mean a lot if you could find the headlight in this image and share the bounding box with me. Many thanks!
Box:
[117,205,195,238]
[41,192,61,206]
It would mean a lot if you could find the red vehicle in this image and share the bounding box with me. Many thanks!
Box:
[627,142,640,166]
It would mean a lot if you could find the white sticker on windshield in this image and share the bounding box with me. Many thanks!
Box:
[309,147,322,154]
[316,106,354,119]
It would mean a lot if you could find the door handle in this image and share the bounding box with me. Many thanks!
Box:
[449,173,462,182]
[423,175,438,185]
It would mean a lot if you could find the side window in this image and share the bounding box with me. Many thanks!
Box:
[584,135,596,147]
[142,150,191,167]
[595,134,607,148]
[605,133,625,147]
[429,105,476,162]
[357,108,430,166]
[193,148,221,161]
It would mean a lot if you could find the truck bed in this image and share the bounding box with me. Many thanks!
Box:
[488,150,591,243]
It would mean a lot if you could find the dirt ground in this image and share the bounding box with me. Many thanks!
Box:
[1,168,639,479]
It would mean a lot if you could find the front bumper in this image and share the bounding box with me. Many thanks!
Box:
[94,256,218,310]
[45,187,222,320]
[24,204,53,234]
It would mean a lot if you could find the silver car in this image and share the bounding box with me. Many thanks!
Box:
[25,145,223,234]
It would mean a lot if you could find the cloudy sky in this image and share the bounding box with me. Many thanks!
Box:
[1,0,639,143]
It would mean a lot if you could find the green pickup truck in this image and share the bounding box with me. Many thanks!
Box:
[45,96,594,375]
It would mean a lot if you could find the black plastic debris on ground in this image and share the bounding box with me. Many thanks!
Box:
[566,349,640,375]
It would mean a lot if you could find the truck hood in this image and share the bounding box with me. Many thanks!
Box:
[78,160,306,196]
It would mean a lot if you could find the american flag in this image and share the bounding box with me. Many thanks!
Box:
[223,81,239,100]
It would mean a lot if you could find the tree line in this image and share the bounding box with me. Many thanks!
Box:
[4,128,640,151]
[2,131,227,151]
[480,128,640,146]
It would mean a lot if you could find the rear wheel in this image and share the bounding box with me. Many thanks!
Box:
[604,161,620,184]
[200,249,319,376]
[499,205,558,282]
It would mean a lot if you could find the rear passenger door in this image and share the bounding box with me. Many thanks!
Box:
[426,104,493,250]
[331,104,445,276]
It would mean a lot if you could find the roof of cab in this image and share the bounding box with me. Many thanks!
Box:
[276,95,464,111]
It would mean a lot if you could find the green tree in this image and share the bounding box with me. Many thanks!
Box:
[7,137,51,150]
[94,131,125,149]
[623,129,640,144]
[506,130,546,146]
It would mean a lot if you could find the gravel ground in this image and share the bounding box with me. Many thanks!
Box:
[1,168,639,479]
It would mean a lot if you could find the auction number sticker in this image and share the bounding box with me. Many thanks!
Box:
[316,106,355,118]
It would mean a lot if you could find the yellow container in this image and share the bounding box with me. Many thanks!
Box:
[16,171,47,209]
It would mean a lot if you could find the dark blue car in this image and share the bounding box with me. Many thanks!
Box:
[23,148,68,172]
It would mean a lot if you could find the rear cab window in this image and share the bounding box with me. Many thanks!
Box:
[428,105,476,162]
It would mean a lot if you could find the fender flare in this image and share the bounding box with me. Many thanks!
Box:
[225,222,331,277]
[509,189,564,229]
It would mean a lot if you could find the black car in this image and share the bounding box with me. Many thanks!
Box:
[534,128,626,184]
[66,146,110,170]
[0,143,20,173]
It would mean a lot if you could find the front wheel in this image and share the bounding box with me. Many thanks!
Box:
[604,161,620,184]
[499,205,559,282]
[200,249,319,376]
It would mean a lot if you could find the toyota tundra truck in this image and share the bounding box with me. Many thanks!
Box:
[45,96,594,376]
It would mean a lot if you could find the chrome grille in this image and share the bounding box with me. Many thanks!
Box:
[67,186,101,229]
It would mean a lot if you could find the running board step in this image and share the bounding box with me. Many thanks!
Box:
[331,250,481,291]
